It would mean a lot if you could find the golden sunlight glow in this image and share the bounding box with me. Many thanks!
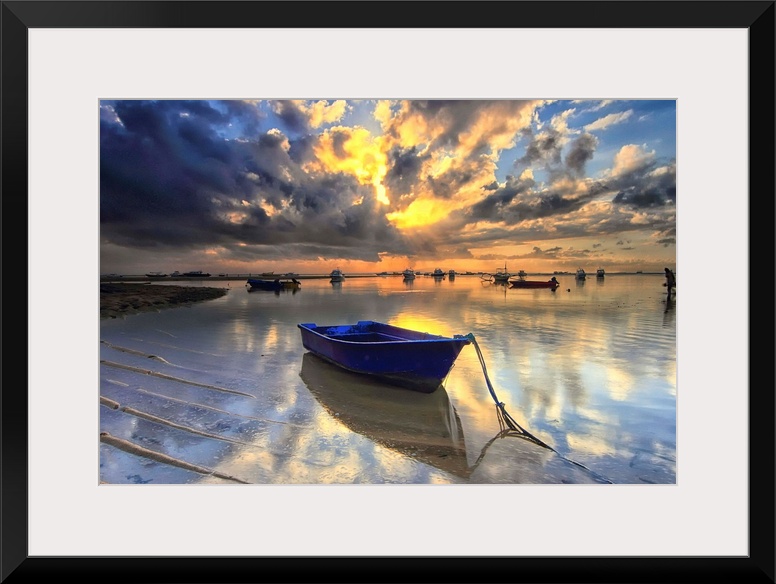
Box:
[374,100,396,130]
[259,201,277,217]
[385,198,450,229]
[390,315,450,337]
[301,100,349,128]
[226,211,249,224]
[312,127,390,205]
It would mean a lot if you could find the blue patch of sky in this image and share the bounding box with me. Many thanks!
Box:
[345,100,383,135]
[490,99,675,185]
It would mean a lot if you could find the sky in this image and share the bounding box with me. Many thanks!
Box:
[100,99,676,275]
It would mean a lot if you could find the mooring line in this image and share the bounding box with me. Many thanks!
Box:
[466,333,613,484]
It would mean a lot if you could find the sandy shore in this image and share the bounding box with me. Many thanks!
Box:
[100,283,228,319]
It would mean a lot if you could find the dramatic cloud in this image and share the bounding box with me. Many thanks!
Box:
[100,99,677,274]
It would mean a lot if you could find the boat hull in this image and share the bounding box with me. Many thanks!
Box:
[297,321,471,393]
[509,280,559,289]
[247,278,300,291]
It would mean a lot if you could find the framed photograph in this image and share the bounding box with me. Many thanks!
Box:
[5,1,773,582]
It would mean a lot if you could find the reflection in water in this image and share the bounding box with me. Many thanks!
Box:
[299,351,612,483]
[100,274,676,484]
[299,352,470,478]
[663,294,676,327]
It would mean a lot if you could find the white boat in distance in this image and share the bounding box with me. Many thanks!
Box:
[576,268,587,280]
[432,268,445,279]
[493,264,512,282]
[596,268,605,278]
[330,268,346,282]
[403,268,416,280]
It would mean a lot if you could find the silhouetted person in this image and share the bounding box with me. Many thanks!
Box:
[664,268,676,295]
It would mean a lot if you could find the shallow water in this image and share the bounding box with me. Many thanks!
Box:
[99,273,676,485]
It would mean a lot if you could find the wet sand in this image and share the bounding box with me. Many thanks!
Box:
[100,283,228,319]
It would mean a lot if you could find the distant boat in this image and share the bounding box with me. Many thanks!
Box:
[482,264,511,283]
[330,268,346,282]
[247,278,300,292]
[517,269,527,279]
[403,268,416,280]
[576,268,587,280]
[493,264,512,283]
[448,270,456,279]
[182,270,211,277]
[297,320,471,393]
[509,276,560,290]
[636,270,643,274]
[169,271,180,277]
[432,268,445,279]
[260,271,275,277]
[596,268,605,278]
[145,272,168,278]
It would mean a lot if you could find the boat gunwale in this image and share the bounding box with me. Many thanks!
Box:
[298,321,471,346]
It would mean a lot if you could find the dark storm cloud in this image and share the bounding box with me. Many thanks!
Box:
[468,174,534,221]
[610,159,676,209]
[426,166,478,201]
[565,133,598,175]
[269,100,311,133]
[383,146,426,196]
[612,189,665,208]
[466,178,582,226]
[516,129,563,168]
[100,100,410,260]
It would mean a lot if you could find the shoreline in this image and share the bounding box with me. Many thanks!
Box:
[100,283,229,319]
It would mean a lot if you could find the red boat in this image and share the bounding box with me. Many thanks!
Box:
[509,276,560,290]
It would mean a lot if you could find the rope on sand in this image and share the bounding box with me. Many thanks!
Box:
[466,333,613,484]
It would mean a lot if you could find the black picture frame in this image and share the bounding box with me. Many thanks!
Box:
[3,1,773,582]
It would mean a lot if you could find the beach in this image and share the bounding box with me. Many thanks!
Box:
[100,282,228,319]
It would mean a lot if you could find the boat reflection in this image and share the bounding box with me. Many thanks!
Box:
[299,352,470,478]
[299,353,612,483]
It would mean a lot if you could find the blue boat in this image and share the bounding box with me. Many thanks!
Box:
[297,320,471,393]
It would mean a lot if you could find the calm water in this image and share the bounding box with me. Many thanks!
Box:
[99,273,676,485]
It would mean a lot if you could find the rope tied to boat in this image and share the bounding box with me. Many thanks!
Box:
[465,333,551,448]
[465,332,613,483]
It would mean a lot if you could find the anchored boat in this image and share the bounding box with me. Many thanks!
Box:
[509,276,560,289]
[329,268,346,282]
[297,320,471,393]
[247,278,301,292]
